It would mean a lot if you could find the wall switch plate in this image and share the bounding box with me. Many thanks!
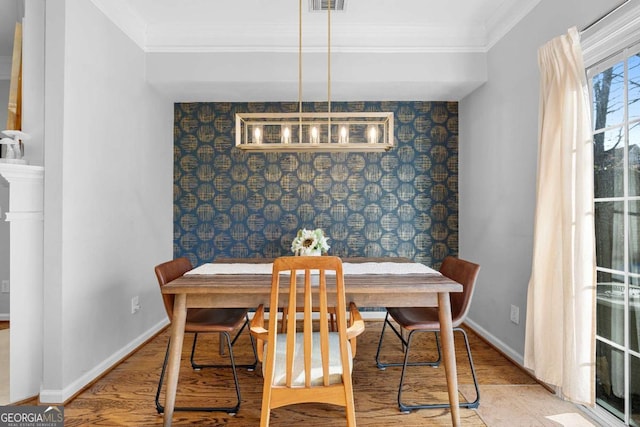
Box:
[131,296,140,314]
[1,280,8,293]
[510,304,520,325]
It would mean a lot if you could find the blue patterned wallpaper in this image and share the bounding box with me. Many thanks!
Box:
[174,101,458,268]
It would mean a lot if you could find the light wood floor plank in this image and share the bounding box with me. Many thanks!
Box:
[21,321,541,426]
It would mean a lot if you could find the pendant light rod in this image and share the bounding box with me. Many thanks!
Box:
[300,0,332,113]
[327,0,331,114]
[234,0,394,152]
[298,0,302,116]
[298,0,303,138]
[327,0,332,143]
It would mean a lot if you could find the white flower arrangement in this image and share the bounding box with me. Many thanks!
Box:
[291,228,330,256]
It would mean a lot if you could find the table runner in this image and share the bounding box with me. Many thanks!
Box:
[185,261,439,276]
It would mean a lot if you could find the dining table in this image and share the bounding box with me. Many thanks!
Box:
[160,257,464,426]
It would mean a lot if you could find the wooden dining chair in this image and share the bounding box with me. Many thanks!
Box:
[250,256,365,426]
[280,306,337,332]
[154,257,257,415]
[374,256,481,412]
[281,253,337,333]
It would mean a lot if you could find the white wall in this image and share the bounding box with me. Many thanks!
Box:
[40,0,173,402]
[146,51,487,102]
[0,75,10,319]
[22,0,45,167]
[0,77,7,316]
[459,0,622,364]
[0,178,8,318]
[0,79,8,129]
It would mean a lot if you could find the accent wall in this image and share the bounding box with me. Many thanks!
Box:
[174,101,458,268]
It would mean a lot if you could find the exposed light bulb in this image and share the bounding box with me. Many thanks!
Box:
[253,126,263,144]
[338,125,349,144]
[281,125,291,144]
[310,126,319,144]
[367,126,378,144]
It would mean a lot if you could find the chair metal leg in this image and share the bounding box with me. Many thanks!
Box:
[155,340,172,414]
[191,315,258,371]
[190,333,202,370]
[456,328,480,408]
[375,312,441,370]
[397,327,480,412]
[156,332,243,414]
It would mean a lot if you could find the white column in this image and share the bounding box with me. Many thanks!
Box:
[0,164,44,402]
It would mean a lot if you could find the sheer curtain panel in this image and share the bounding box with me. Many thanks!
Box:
[524,27,596,406]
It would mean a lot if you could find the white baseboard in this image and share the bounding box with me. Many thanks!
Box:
[39,318,169,404]
[0,313,8,321]
[464,317,525,367]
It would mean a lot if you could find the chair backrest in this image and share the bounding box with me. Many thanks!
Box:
[154,257,193,320]
[265,255,351,388]
[439,256,480,326]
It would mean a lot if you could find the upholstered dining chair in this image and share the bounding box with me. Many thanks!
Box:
[154,257,257,415]
[250,256,365,426]
[374,256,481,412]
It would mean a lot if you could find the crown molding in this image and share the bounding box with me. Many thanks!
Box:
[485,0,541,50]
[144,23,488,54]
[146,45,489,54]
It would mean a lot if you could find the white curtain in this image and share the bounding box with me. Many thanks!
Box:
[524,27,596,406]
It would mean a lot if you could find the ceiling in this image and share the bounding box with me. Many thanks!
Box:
[93,0,541,53]
[0,0,543,99]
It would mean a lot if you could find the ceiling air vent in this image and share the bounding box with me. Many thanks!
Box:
[309,0,346,12]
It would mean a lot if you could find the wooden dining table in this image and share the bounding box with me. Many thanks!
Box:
[160,257,464,426]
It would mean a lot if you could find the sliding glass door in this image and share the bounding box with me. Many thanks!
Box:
[589,43,640,426]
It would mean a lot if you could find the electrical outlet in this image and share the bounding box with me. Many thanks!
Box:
[510,304,520,325]
[131,296,140,314]
[1,280,8,293]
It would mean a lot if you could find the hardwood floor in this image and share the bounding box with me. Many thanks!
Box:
[22,321,540,426]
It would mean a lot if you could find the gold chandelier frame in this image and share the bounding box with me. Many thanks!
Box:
[235,0,394,152]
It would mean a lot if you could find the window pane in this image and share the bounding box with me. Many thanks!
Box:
[629,54,640,122]
[632,354,640,427]
[597,340,626,418]
[593,61,625,131]
[628,54,640,120]
[631,275,640,353]
[631,122,640,197]
[597,271,626,346]
[632,201,640,274]
[592,43,640,427]
[596,201,625,271]
[594,127,626,198]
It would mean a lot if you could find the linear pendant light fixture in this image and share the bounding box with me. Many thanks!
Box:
[235,0,394,152]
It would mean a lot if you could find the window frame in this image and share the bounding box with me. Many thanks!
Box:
[586,8,640,422]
